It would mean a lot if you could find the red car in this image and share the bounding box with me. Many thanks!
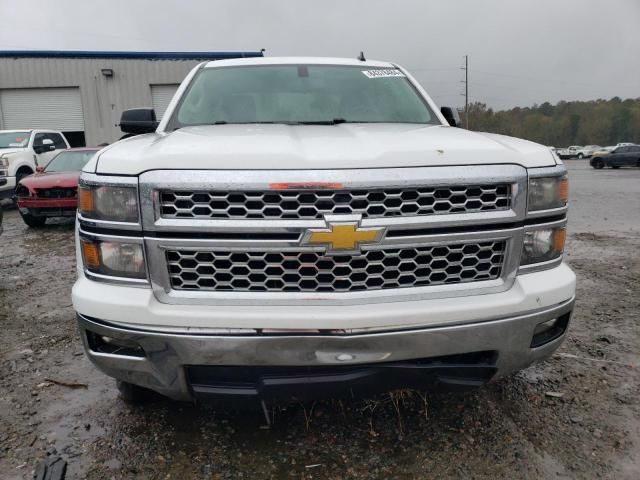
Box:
[15,148,99,227]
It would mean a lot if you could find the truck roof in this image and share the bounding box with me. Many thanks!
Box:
[204,56,396,69]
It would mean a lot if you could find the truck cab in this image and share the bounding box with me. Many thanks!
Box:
[0,129,70,200]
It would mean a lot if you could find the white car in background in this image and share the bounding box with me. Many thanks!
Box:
[556,145,582,159]
[0,129,70,201]
[576,145,602,159]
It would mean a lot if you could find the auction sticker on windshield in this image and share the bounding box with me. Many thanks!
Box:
[362,69,406,78]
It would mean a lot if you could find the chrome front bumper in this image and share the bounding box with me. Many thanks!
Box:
[77,297,574,401]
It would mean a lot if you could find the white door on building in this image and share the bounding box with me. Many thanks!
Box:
[150,84,179,120]
[0,87,84,132]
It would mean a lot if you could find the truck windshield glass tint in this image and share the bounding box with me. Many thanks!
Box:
[171,66,436,127]
[45,151,95,172]
[0,131,29,148]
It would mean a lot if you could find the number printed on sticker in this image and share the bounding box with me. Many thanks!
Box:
[362,69,406,79]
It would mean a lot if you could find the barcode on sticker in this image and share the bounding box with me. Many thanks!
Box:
[362,69,406,79]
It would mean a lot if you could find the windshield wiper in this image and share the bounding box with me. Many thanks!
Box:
[296,118,348,125]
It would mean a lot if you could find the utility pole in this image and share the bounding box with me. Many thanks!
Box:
[461,55,469,129]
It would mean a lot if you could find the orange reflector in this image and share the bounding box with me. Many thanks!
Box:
[553,228,566,252]
[81,240,101,269]
[269,182,344,190]
[558,177,569,204]
[78,187,94,213]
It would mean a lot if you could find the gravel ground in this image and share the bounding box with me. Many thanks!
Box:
[0,161,638,479]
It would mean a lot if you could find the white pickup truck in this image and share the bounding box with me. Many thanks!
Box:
[72,57,576,404]
[0,129,70,200]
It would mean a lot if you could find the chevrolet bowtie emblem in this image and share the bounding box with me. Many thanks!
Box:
[302,222,385,254]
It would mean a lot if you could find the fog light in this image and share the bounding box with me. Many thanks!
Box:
[533,318,557,336]
[530,312,571,348]
[86,331,145,357]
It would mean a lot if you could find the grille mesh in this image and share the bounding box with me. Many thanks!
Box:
[36,188,77,199]
[166,241,506,293]
[159,185,511,220]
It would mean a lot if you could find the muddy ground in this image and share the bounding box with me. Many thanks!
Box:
[0,162,638,479]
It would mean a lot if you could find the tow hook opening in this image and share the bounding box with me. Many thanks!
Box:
[530,312,571,348]
[86,330,145,358]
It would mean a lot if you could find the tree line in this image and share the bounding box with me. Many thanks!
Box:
[462,97,640,147]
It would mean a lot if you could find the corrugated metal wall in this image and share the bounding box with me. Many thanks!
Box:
[0,57,202,145]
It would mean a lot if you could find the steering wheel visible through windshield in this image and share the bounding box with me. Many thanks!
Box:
[168,65,437,128]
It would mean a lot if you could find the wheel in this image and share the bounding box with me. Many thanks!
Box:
[20,210,46,227]
[592,158,604,169]
[15,168,33,184]
[116,380,157,404]
[577,153,584,159]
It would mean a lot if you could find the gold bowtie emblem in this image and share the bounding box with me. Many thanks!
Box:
[303,222,385,254]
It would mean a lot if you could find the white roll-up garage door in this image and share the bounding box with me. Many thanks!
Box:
[0,87,84,131]
[151,84,179,120]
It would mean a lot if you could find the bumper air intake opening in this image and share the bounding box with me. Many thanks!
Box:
[186,351,499,401]
[530,312,572,348]
[86,330,145,358]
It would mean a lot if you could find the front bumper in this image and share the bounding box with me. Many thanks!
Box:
[17,197,78,216]
[0,175,15,198]
[77,294,575,401]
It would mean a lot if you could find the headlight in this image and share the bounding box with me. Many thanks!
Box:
[79,184,139,223]
[521,227,566,265]
[528,175,568,212]
[0,156,9,167]
[81,238,146,279]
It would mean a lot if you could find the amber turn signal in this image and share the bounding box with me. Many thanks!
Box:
[78,187,94,214]
[558,176,569,204]
[553,228,567,252]
[81,239,100,269]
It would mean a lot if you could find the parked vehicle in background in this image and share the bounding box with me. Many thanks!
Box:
[73,57,575,405]
[0,130,70,201]
[575,145,602,159]
[590,144,640,169]
[616,142,637,147]
[15,148,99,227]
[556,146,582,159]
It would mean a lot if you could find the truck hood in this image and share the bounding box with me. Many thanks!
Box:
[91,124,557,175]
[0,148,27,157]
[19,171,81,190]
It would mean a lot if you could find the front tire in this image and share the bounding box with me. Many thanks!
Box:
[116,380,157,404]
[20,210,46,227]
[15,169,33,184]
[592,158,604,169]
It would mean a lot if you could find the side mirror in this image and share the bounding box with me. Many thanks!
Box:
[36,166,45,173]
[120,108,159,135]
[441,106,461,127]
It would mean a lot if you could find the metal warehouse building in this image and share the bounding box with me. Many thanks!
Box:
[0,50,263,146]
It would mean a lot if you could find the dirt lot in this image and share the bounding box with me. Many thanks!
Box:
[0,161,638,479]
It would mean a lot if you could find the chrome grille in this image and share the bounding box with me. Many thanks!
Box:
[166,241,506,293]
[159,185,511,220]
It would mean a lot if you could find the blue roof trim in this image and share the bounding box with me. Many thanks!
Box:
[0,50,264,60]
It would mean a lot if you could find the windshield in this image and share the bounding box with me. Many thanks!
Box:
[0,131,29,148]
[44,150,96,173]
[170,65,437,127]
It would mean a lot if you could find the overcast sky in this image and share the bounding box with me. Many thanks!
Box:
[1,0,638,110]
